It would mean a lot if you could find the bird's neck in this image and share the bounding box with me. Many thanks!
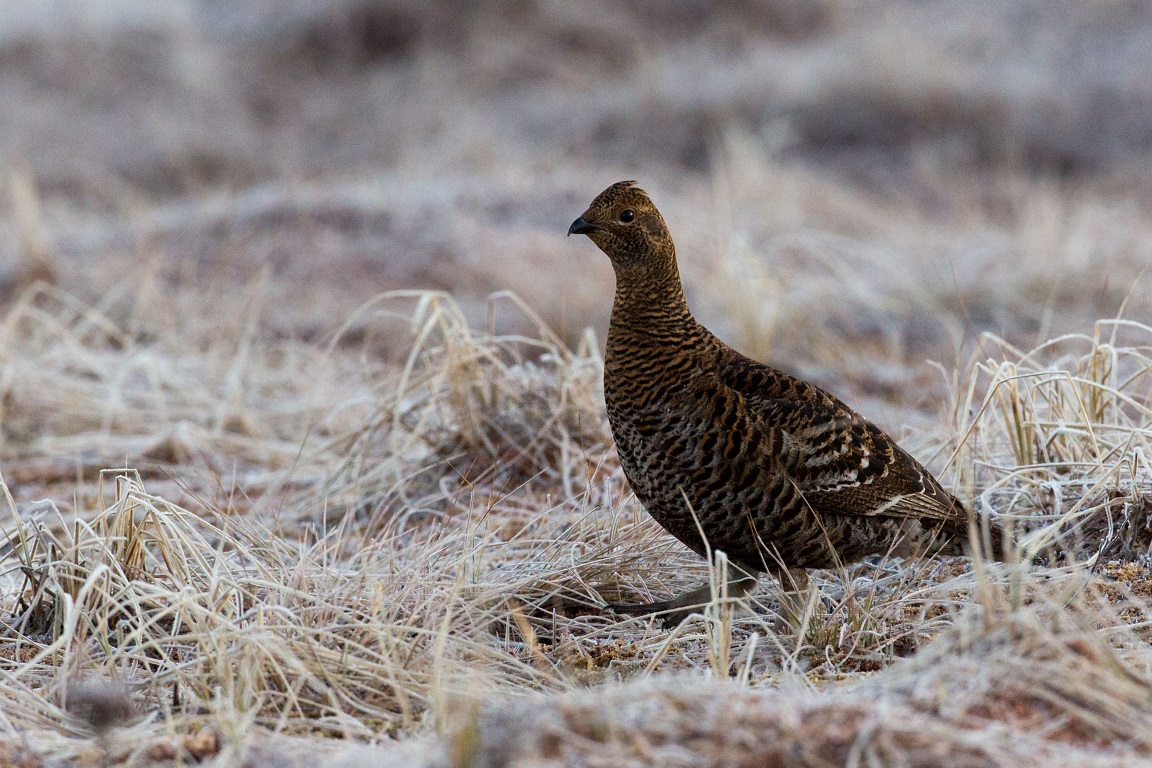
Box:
[610,266,693,326]
[606,259,704,375]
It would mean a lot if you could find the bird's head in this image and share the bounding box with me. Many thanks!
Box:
[568,181,675,275]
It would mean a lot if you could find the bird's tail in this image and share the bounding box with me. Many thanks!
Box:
[968,517,1012,562]
[958,499,1034,564]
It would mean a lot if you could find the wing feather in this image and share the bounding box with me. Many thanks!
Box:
[717,351,965,524]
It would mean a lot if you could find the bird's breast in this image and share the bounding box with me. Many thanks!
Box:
[605,359,772,510]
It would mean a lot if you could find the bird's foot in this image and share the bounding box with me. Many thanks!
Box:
[607,575,759,628]
[607,600,698,629]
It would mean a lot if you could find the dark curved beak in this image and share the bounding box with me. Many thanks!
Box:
[567,216,598,236]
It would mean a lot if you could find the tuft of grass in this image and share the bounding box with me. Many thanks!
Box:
[946,320,1152,564]
[317,290,611,527]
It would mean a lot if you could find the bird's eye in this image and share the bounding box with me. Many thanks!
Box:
[619,209,635,223]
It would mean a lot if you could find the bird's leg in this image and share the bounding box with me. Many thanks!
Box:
[777,566,809,595]
[608,571,759,627]
[771,567,814,632]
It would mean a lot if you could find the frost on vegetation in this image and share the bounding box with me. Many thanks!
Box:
[948,320,1152,566]
[320,291,614,522]
[1,292,1152,766]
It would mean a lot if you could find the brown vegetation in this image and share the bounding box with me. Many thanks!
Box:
[2,1,1152,766]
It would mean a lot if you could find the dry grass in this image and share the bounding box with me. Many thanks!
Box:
[2,1,1152,766]
[947,321,1152,565]
[3,282,1152,765]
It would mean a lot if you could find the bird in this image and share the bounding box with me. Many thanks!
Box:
[568,180,1005,624]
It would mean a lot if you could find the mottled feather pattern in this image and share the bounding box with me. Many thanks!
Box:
[570,181,1001,578]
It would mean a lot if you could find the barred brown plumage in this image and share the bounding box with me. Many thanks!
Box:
[569,180,1005,624]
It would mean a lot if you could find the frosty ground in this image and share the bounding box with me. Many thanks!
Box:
[2,2,1152,766]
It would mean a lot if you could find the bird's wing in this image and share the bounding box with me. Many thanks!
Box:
[715,353,964,523]
[764,397,963,522]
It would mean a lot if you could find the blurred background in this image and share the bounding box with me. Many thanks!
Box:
[1,0,1150,404]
